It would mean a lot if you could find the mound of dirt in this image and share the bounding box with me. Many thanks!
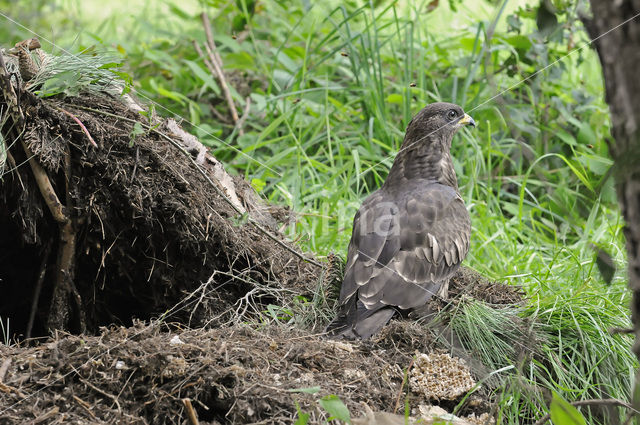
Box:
[448,267,524,305]
[0,322,495,424]
[0,74,321,339]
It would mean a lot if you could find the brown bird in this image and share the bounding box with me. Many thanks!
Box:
[327,102,475,339]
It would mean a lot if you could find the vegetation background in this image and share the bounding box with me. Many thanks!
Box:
[0,0,636,423]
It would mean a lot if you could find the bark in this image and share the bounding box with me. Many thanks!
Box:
[583,0,640,395]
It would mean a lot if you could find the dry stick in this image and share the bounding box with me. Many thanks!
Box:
[45,146,80,331]
[199,13,228,88]
[533,398,633,425]
[73,105,323,268]
[72,394,97,419]
[31,406,60,425]
[192,40,242,134]
[199,12,242,135]
[21,141,68,223]
[26,239,52,339]
[182,398,200,425]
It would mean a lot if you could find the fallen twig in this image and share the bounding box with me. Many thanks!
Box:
[47,146,81,332]
[20,140,67,223]
[182,398,200,425]
[192,40,241,132]
[31,406,59,425]
[73,394,97,419]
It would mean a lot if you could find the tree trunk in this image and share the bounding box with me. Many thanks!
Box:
[583,0,640,399]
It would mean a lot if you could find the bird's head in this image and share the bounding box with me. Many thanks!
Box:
[389,102,475,187]
[402,102,475,151]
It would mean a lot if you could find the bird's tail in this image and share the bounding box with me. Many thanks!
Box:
[325,297,396,340]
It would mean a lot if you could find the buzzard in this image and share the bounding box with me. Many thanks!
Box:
[327,102,475,339]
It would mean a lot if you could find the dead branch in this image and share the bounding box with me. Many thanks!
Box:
[72,395,97,419]
[47,146,81,332]
[20,140,67,223]
[198,12,242,135]
[610,327,634,334]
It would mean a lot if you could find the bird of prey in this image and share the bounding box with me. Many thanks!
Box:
[326,102,475,339]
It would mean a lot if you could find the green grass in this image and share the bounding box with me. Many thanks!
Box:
[442,294,634,423]
[0,0,635,423]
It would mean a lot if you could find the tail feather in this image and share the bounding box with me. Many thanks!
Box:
[326,298,396,339]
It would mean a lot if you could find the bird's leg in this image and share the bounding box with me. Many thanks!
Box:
[408,299,442,322]
[436,280,449,300]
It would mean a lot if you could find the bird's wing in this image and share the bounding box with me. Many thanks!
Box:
[340,183,470,310]
[338,190,400,303]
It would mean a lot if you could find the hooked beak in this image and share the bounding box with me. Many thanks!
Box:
[457,113,476,128]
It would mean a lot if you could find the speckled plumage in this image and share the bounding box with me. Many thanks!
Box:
[327,102,475,339]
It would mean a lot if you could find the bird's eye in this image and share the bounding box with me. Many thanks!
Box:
[447,110,458,120]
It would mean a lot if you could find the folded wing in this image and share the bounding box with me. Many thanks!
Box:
[328,183,470,338]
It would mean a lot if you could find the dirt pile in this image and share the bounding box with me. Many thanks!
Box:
[0,322,497,424]
[0,81,321,339]
[0,267,522,424]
